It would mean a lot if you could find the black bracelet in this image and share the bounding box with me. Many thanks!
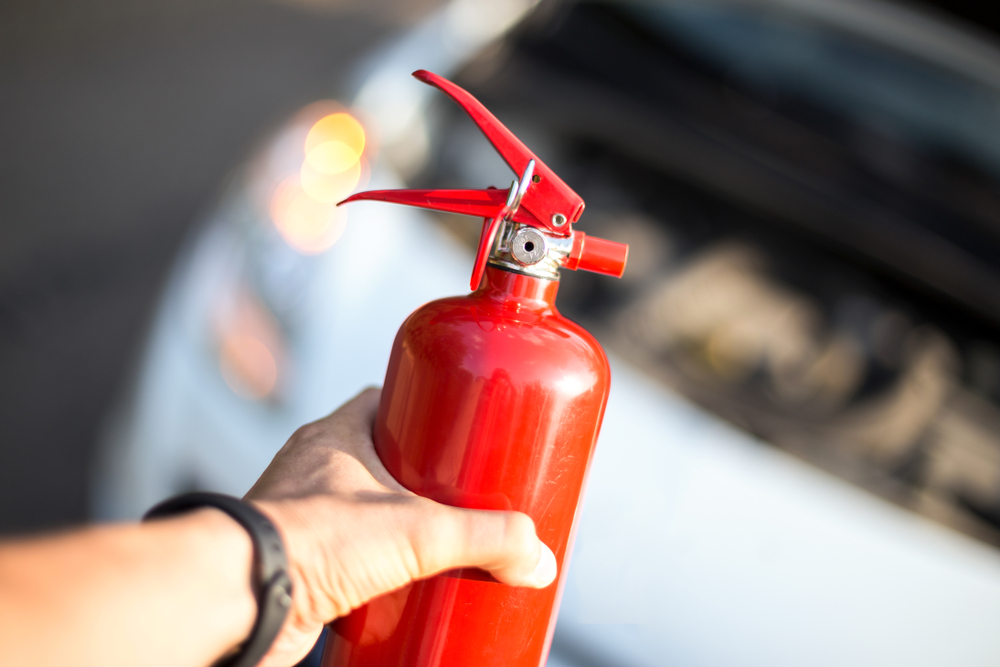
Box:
[143,492,293,667]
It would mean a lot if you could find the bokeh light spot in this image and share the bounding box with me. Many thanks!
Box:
[306,140,360,175]
[305,112,365,158]
[299,159,362,203]
[219,334,278,400]
[270,176,348,254]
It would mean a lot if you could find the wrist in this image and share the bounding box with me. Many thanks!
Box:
[143,494,293,667]
[143,508,257,658]
[246,500,308,611]
[248,497,342,624]
[195,509,258,651]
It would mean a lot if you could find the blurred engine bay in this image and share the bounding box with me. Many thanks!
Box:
[414,0,1000,546]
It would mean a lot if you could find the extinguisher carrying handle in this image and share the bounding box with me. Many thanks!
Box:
[143,492,293,667]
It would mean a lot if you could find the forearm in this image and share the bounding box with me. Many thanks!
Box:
[0,509,256,667]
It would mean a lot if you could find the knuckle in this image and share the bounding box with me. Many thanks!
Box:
[405,501,453,574]
[290,421,325,446]
[359,386,382,400]
[504,512,539,559]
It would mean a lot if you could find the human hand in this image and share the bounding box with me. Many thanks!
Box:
[244,388,557,667]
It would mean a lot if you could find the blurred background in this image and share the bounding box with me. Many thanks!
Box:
[6,0,1000,664]
[0,0,438,534]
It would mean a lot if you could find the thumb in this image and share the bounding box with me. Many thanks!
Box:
[416,504,558,589]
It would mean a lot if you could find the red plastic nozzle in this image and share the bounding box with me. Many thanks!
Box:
[566,232,629,278]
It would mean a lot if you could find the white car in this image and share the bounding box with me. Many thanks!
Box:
[94,1,1000,665]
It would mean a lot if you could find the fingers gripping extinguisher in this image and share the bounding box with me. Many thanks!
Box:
[322,70,629,667]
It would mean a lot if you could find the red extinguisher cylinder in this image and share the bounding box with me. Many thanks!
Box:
[324,69,627,667]
[322,266,611,667]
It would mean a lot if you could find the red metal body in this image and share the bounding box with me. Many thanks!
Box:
[322,266,610,667]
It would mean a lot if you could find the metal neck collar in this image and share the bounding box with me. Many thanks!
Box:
[487,220,574,282]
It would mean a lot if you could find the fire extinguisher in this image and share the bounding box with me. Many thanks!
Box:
[321,70,629,667]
